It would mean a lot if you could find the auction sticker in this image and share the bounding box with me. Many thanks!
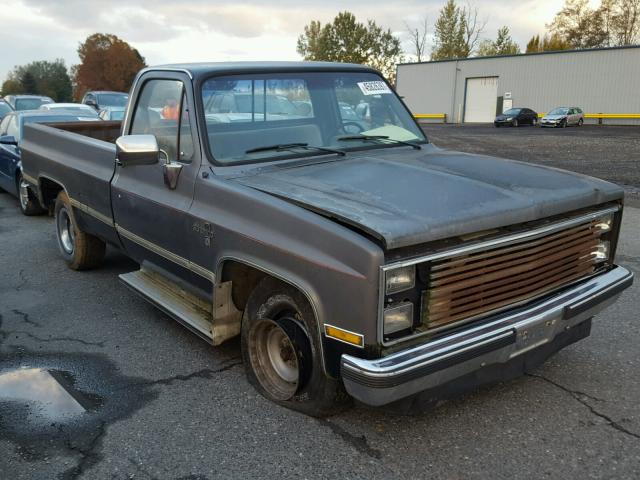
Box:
[357,81,392,95]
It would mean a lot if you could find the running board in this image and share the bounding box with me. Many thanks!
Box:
[119,268,214,344]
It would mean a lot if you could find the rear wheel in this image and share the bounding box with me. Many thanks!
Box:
[17,172,45,216]
[241,277,350,417]
[578,118,584,126]
[54,191,105,270]
[532,117,538,127]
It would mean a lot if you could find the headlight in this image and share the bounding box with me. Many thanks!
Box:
[385,265,415,294]
[505,117,512,121]
[383,302,413,335]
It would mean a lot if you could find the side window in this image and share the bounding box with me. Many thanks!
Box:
[130,79,183,162]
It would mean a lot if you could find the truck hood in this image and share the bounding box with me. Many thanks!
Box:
[233,144,623,250]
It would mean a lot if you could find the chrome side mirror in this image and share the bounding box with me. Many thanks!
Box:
[115,135,159,166]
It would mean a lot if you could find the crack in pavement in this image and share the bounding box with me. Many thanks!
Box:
[59,420,107,480]
[316,418,382,460]
[12,309,42,327]
[6,330,105,348]
[528,373,640,440]
[124,359,243,389]
[15,268,28,291]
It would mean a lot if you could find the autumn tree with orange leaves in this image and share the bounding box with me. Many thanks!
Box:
[72,33,146,100]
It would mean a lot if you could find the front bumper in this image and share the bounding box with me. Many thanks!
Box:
[341,266,633,406]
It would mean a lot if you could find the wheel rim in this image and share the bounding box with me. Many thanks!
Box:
[249,319,299,400]
[57,207,75,254]
[18,176,29,210]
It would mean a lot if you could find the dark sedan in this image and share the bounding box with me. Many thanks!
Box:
[494,107,538,127]
[0,110,99,215]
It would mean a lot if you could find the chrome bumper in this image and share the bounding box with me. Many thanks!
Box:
[341,266,633,407]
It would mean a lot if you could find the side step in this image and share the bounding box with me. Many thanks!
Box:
[120,269,215,344]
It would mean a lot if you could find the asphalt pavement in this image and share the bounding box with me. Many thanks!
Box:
[1,149,639,479]
[422,124,640,206]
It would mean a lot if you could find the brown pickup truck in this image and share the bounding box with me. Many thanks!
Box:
[20,62,633,416]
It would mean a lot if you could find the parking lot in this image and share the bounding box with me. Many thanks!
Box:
[1,125,639,479]
[422,124,640,206]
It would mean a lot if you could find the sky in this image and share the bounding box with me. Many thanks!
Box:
[0,0,592,83]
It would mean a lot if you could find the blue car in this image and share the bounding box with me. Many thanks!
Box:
[0,110,99,215]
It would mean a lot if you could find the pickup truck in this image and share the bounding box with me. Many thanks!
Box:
[21,62,633,416]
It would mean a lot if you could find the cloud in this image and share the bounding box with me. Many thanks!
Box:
[2,0,568,83]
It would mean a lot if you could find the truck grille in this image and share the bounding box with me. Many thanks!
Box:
[422,219,604,330]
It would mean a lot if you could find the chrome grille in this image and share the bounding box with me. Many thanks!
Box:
[421,218,606,330]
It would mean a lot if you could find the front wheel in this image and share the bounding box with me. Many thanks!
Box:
[17,173,45,216]
[241,277,350,417]
[512,119,519,127]
[578,118,584,126]
[54,191,105,270]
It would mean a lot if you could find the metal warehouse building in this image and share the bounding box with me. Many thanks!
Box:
[396,45,640,125]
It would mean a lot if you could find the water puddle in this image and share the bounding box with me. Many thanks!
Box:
[0,367,100,419]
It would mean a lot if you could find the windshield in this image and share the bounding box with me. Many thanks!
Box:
[98,93,128,107]
[15,98,51,111]
[0,102,12,117]
[503,108,521,115]
[548,108,569,115]
[201,71,426,165]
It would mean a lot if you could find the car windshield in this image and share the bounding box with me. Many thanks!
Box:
[98,93,128,107]
[201,71,427,165]
[548,108,569,115]
[0,102,12,116]
[15,98,50,111]
[503,108,522,115]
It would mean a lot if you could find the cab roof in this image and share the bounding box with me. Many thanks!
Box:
[147,61,379,80]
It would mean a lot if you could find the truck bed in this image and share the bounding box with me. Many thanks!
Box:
[21,121,121,245]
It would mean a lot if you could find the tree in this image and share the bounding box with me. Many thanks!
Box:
[297,12,404,83]
[73,33,146,100]
[526,34,542,53]
[548,0,640,48]
[404,16,429,62]
[1,59,72,101]
[477,27,520,56]
[431,0,486,60]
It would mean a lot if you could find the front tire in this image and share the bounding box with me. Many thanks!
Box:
[578,118,584,126]
[241,277,350,417]
[54,191,105,270]
[512,119,519,127]
[17,173,45,216]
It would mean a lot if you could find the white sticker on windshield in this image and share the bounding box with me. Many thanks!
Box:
[357,81,392,96]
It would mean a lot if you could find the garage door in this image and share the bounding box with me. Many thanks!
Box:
[464,77,498,123]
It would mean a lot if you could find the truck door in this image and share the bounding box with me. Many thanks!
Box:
[111,73,212,291]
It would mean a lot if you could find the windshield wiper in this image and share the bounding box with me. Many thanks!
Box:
[245,143,345,156]
[337,135,422,150]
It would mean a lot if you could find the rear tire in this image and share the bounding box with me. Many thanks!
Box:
[54,191,105,270]
[578,118,584,126]
[532,117,538,127]
[17,172,45,216]
[241,277,350,417]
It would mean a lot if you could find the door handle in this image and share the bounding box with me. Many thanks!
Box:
[163,163,183,190]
